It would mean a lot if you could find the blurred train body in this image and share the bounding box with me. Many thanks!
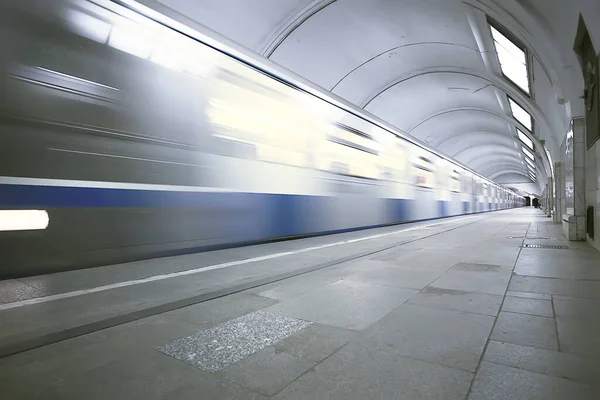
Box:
[0,0,524,278]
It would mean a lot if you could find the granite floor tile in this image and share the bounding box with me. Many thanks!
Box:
[266,280,417,331]
[501,296,554,317]
[348,264,443,290]
[0,314,202,380]
[483,340,600,387]
[360,303,495,371]
[273,341,473,400]
[162,292,277,327]
[0,280,42,304]
[557,317,600,358]
[274,323,356,363]
[219,347,316,396]
[158,310,311,372]
[506,290,551,300]
[468,362,597,400]
[509,275,600,298]
[491,311,558,350]
[54,350,266,400]
[514,263,600,281]
[247,269,343,301]
[408,286,503,316]
[553,296,600,320]
[428,264,512,295]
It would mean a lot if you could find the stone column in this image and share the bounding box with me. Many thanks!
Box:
[573,118,587,239]
[563,118,587,240]
[554,162,564,223]
[547,177,553,217]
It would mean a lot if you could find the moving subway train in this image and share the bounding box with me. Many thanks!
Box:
[0,0,524,278]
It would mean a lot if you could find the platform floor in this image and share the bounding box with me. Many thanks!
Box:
[1,208,600,399]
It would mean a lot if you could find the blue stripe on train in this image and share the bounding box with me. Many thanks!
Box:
[0,184,247,208]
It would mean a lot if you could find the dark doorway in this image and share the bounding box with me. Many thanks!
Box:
[525,196,531,206]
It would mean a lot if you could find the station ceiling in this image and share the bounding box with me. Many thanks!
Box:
[145,0,599,194]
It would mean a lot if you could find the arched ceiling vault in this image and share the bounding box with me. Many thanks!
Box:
[148,0,598,191]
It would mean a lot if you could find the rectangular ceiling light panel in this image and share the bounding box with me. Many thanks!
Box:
[525,157,535,168]
[490,25,530,94]
[517,129,534,149]
[509,98,533,131]
[522,146,535,160]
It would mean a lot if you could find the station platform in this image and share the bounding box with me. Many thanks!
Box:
[1,208,599,399]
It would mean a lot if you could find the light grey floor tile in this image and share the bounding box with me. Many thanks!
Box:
[0,280,42,304]
[468,362,597,400]
[408,286,503,316]
[484,340,600,387]
[509,275,600,298]
[464,250,520,268]
[428,265,511,295]
[273,341,473,400]
[361,304,495,371]
[161,292,277,327]
[0,314,202,380]
[450,262,513,273]
[506,290,551,300]
[515,262,600,281]
[557,317,600,358]
[219,347,315,396]
[518,250,600,263]
[348,263,443,290]
[247,269,343,301]
[491,311,558,350]
[52,350,267,400]
[266,280,417,331]
[501,296,554,317]
[553,295,600,320]
[374,249,462,271]
[158,310,311,372]
[274,323,356,363]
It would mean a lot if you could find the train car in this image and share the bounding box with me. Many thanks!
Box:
[0,0,524,278]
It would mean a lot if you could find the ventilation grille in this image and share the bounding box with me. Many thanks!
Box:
[523,244,569,249]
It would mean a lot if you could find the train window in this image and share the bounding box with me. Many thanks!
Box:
[412,155,435,188]
[450,172,461,193]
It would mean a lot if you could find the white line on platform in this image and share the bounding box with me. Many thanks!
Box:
[1,216,477,311]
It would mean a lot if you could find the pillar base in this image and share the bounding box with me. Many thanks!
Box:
[562,214,586,240]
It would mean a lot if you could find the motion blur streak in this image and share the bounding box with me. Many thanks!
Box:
[0,0,524,278]
[0,210,49,232]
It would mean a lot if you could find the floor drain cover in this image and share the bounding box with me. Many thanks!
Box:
[523,244,569,249]
[508,236,526,239]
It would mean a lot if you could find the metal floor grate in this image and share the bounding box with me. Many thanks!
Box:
[523,244,569,249]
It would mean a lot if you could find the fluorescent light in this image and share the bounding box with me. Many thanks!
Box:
[522,146,535,160]
[0,210,49,231]
[517,129,534,149]
[490,26,530,93]
[509,99,532,130]
[109,23,154,59]
[66,9,111,44]
[525,157,535,168]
